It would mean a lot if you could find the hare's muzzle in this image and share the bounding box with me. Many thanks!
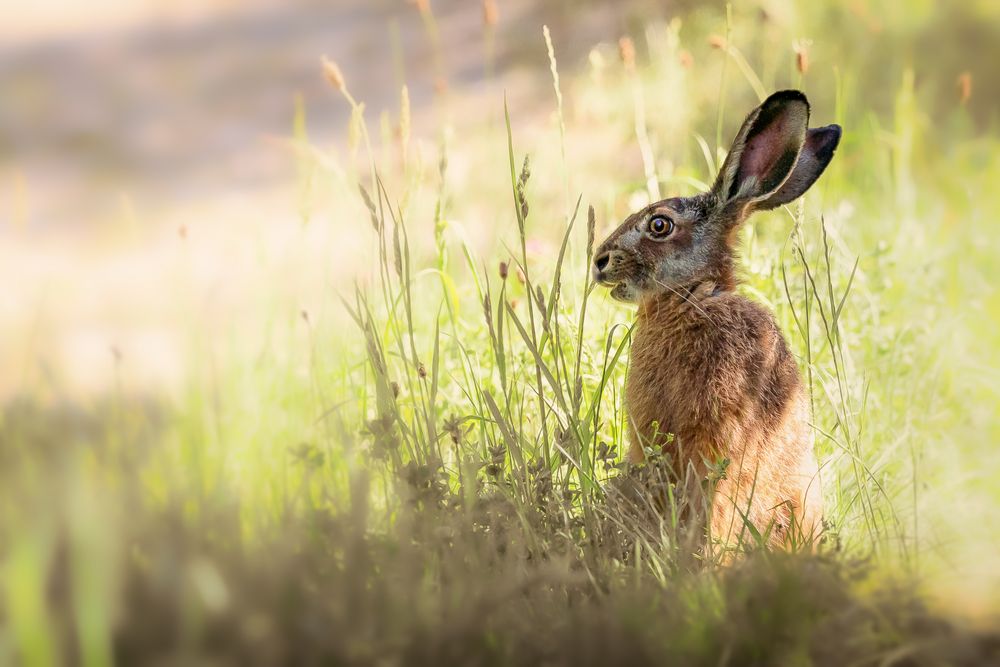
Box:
[592,250,614,285]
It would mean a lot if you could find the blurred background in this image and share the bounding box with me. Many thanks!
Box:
[2,0,665,398]
[4,0,996,398]
[2,0,1000,662]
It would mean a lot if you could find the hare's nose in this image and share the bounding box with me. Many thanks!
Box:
[594,251,611,272]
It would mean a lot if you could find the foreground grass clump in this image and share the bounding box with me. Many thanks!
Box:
[5,399,999,666]
[3,1,1000,663]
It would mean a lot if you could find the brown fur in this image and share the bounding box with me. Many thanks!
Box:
[592,91,840,555]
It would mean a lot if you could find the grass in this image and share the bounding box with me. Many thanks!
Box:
[2,1,1000,664]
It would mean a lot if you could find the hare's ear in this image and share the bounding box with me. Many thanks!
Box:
[712,90,810,208]
[755,125,841,210]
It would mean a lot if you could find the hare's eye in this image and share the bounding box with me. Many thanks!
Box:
[648,216,675,237]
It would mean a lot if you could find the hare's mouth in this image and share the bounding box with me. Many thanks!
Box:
[592,266,623,288]
[591,265,613,286]
[609,282,638,303]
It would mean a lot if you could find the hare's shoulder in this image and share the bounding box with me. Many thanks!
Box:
[634,290,798,382]
[693,292,784,345]
[701,292,803,407]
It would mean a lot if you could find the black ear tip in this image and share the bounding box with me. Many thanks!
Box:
[808,124,843,159]
[766,89,810,108]
[824,124,843,140]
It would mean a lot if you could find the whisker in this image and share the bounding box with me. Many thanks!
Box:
[654,279,713,321]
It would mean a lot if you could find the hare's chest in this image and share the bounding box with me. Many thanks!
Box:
[625,325,697,444]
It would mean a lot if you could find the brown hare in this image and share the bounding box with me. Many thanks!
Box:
[593,90,840,556]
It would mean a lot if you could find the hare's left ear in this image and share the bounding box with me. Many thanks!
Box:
[713,90,814,209]
[754,124,841,210]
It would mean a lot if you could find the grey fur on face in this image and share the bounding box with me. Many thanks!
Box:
[593,90,840,303]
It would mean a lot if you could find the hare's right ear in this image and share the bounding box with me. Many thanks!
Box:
[712,90,810,211]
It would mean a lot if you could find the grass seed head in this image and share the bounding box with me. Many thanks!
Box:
[399,85,411,163]
[587,205,596,258]
[321,55,346,93]
[483,0,498,27]
[794,40,811,75]
[957,72,972,104]
[618,36,636,71]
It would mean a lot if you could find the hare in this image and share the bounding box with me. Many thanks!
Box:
[592,90,840,555]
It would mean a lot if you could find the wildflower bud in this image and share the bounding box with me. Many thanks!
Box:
[499,261,509,280]
[321,55,346,93]
[618,36,636,71]
[957,72,972,105]
[391,381,400,398]
[301,309,310,324]
[483,0,498,27]
[708,34,727,50]
[515,266,526,285]
[679,49,693,69]
[417,362,427,378]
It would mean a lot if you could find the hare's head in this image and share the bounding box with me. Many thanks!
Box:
[593,90,840,302]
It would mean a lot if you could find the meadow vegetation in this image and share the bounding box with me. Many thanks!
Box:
[2,1,999,664]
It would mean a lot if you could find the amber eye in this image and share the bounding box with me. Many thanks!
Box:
[648,215,675,237]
